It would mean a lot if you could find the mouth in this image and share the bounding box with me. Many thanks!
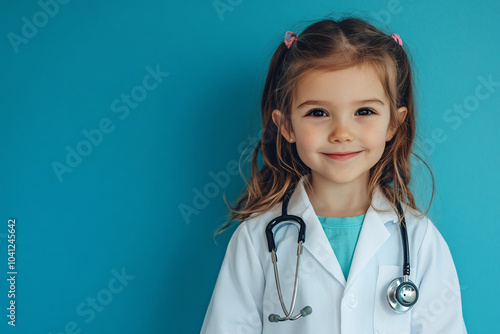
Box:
[323,151,361,161]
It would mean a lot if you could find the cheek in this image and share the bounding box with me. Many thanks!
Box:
[292,122,319,150]
[299,131,318,148]
[295,135,315,162]
[363,124,388,150]
[293,125,320,164]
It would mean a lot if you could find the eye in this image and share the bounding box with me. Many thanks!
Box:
[356,108,376,116]
[306,109,328,117]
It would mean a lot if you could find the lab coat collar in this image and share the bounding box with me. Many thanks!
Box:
[286,176,399,288]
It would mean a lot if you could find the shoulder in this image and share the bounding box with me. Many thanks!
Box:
[402,208,449,252]
[226,202,282,257]
[387,203,459,276]
[401,207,450,255]
[401,208,461,284]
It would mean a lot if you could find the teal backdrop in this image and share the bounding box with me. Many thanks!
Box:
[1,0,498,333]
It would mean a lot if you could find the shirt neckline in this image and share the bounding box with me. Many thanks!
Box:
[317,213,366,219]
[317,213,366,228]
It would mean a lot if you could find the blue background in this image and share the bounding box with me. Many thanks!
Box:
[1,0,498,333]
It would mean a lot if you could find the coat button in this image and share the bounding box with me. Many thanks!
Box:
[346,294,358,308]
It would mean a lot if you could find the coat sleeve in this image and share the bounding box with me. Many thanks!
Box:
[201,222,265,334]
[411,218,467,333]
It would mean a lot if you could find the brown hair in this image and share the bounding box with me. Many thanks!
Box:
[216,16,434,235]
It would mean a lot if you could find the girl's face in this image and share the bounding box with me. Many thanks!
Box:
[273,63,407,189]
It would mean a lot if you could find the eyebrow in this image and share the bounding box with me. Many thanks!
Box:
[296,99,385,109]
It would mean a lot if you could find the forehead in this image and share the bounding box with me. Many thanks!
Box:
[293,64,387,107]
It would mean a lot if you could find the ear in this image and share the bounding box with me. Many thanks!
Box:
[386,106,408,142]
[272,109,295,142]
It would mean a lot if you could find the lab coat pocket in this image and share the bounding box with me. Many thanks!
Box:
[374,265,411,334]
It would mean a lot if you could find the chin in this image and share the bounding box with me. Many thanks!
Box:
[322,174,360,185]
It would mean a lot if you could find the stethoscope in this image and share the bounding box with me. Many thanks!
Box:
[265,187,419,322]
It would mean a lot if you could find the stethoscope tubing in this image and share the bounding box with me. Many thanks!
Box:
[270,241,302,320]
[266,185,418,322]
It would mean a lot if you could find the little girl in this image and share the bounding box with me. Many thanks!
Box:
[201,16,467,334]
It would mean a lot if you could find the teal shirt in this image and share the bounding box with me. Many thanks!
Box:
[317,214,366,281]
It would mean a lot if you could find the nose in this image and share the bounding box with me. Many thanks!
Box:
[328,120,354,143]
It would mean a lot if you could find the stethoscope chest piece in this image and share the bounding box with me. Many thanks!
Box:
[266,186,419,322]
[387,276,419,313]
[386,202,419,313]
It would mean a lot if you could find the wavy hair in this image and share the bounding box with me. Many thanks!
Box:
[216,16,434,235]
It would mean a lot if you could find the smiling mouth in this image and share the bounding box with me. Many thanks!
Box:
[323,151,361,161]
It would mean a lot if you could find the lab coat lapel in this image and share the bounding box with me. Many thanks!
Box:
[345,187,397,290]
[288,178,347,286]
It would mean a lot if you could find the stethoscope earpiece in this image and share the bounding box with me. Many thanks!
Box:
[266,187,419,322]
[268,306,313,323]
[265,188,312,322]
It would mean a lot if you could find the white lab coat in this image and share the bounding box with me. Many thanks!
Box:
[201,177,467,334]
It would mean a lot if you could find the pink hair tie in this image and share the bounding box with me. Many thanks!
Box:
[284,31,298,49]
[391,33,403,46]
